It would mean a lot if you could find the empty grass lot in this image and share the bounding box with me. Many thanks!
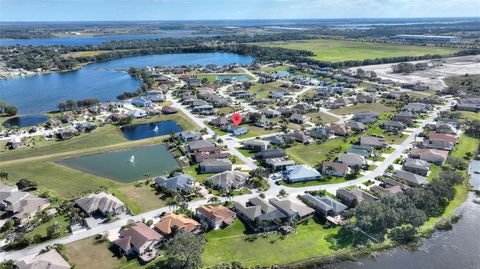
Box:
[331,103,395,115]
[285,139,351,166]
[203,219,340,267]
[257,39,461,62]
[249,81,285,99]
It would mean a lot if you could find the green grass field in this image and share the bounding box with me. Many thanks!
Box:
[0,112,198,213]
[0,112,198,162]
[203,219,340,267]
[248,81,284,99]
[331,103,395,115]
[285,139,352,166]
[257,39,461,62]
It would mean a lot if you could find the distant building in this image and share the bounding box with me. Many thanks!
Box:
[392,34,460,43]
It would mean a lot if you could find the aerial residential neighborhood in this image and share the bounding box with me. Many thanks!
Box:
[0,2,479,269]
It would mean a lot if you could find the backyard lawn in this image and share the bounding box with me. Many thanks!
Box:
[203,219,340,267]
[64,237,161,269]
[257,39,460,62]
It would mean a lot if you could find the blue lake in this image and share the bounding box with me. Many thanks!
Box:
[0,52,254,114]
[58,144,179,183]
[2,115,49,128]
[121,121,183,140]
[0,31,216,46]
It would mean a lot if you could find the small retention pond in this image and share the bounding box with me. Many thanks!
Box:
[121,121,182,141]
[58,144,179,183]
[2,115,49,128]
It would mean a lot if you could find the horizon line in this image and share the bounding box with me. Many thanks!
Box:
[1,16,480,23]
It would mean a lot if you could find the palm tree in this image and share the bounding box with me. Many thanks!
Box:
[208,196,220,204]
[165,197,178,212]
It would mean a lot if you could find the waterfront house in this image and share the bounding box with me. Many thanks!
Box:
[75,192,126,217]
[155,173,196,194]
[161,106,178,114]
[200,159,232,174]
[187,140,216,152]
[268,197,315,222]
[131,98,152,107]
[193,147,230,163]
[336,187,377,207]
[177,131,201,142]
[6,196,49,225]
[300,194,347,218]
[56,126,79,140]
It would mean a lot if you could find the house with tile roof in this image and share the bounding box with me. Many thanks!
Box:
[196,205,236,229]
[154,213,201,236]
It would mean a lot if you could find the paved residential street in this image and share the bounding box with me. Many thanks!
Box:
[0,95,454,261]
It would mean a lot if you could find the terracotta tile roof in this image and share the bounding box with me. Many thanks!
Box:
[196,205,235,225]
[154,213,200,236]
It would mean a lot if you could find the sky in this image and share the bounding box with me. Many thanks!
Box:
[0,0,479,22]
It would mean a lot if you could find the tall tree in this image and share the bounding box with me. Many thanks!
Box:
[165,232,205,269]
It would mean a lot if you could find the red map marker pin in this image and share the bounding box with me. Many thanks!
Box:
[232,113,242,126]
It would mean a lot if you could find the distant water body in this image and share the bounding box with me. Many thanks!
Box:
[0,52,254,114]
[0,31,217,46]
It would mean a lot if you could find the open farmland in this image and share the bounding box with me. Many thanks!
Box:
[257,39,461,62]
